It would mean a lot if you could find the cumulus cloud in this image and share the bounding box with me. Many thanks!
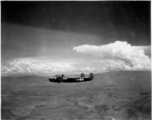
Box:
[73,41,151,71]
[2,57,104,76]
[1,58,77,75]
[1,41,151,76]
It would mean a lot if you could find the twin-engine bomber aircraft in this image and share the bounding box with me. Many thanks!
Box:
[49,73,94,84]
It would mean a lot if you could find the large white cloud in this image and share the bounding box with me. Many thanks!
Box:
[1,58,77,75]
[73,41,151,71]
[2,57,103,76]
[1,41,151,76]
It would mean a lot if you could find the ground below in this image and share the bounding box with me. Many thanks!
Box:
[1,71,151,120]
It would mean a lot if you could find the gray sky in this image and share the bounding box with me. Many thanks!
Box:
[1,1,151,66]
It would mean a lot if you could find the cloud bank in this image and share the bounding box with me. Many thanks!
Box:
[1,41,151,76]
[73,41,151,71]
[1,57,98,76]
[1,58,77,75]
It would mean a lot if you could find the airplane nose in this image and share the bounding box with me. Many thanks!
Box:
[49,78,54,82]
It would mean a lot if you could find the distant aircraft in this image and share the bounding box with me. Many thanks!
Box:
[48,73,94,84]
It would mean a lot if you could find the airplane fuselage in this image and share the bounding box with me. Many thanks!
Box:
[48,73,94,83]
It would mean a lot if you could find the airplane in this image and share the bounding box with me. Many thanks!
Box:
[48,73,94,84]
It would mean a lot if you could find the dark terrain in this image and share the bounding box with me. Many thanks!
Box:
[1,71,151,120]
